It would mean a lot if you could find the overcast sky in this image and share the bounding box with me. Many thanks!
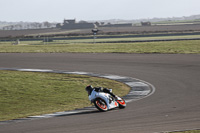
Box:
[0,0,200,22]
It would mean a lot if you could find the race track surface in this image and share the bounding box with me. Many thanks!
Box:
[0,53,199,133]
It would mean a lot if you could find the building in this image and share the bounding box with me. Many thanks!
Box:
[141,21,151,26]
[56,19,133,30]
[56,19,94,29]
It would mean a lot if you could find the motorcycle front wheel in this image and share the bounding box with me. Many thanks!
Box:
[94,98,108,112]
[117,98,126,109]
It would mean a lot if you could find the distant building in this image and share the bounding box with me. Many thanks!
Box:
[64,19,76,24]
[56,19,133,30]
[56,19,94,29]
[141,21,151,26]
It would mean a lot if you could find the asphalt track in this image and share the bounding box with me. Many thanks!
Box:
[0,53,199,133]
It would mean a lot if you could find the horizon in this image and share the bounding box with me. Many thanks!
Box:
[0,0,200,22]
[1,14,200,23]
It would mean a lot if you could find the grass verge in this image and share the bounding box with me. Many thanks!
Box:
[0,70,130,121]
[169,130,200,133]
[0,40,199,54]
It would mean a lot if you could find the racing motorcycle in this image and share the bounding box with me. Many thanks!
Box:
[88,89,126,111]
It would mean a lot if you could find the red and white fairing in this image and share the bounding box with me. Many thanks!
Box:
[89,89,125,111]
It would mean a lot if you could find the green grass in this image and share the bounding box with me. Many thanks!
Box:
[2,34,200,44]
[64,35,200,43]
[0,40,199,53]
[0,70,130,121]
[0,34,200,54]
[169,130,200,133]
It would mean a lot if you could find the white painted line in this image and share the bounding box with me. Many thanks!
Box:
[125,82,148,87]
[129,90,150,96]
[60,111,81,115]
[43,114,61,116]
[101,75,127,80]
[64,72,89,75]
[28,116,47,118]
[125,100,133,103]
[18,69,52,72]
[54,111,68,114]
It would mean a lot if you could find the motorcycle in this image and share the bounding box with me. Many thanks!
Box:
[88,89,126,111]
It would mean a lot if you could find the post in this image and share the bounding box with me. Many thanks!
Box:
[93,33,96,44]
[92,28,99,44]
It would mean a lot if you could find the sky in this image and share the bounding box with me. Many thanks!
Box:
[0,0,200,22]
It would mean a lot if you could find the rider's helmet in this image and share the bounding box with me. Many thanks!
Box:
[85,85,93,95]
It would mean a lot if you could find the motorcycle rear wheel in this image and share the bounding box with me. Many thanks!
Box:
[94,98,108,112]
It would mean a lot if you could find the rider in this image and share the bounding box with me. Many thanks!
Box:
[85,85,116,98]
